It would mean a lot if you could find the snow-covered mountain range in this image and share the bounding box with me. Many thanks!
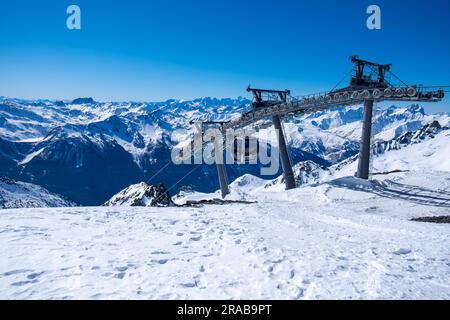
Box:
[1,96,449,206]
[1,127,449,299]
[0,177,74,209]
[0,96,250,205]
[1,95,449,299]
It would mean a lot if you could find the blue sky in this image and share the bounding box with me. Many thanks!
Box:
[0,0,449,111]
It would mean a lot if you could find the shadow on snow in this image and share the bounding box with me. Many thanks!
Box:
[327,176,450,208]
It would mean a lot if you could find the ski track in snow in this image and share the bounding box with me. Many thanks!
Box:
[0,171,449,299]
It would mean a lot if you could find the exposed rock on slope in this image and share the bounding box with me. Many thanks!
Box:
[104,183,173,207]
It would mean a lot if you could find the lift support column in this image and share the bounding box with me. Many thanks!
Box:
[216,162,230,198]
[356,99,374,180]
[214,137,230,198]
[272,115,296,190]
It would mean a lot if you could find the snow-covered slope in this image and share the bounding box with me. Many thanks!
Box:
[1,95,449,205]
[373,129,450,173]
[104,183,173,207]
[264,160,329,191]
[0,176,448,299]
[279,104,450,164]
[260,121,450,191]
[331,126,450,179]
[0,96,251,205]
[0,177,74,209]
[0,127,449,299]
[373,120,447,156]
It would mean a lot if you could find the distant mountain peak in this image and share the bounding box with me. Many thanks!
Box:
[1,96,448,205]
[71,97,96,105]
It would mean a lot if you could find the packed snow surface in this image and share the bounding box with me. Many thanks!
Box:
[0,132,449,300]
[1,172,449,299]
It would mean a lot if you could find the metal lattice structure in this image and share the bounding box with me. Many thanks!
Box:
[195,56,446,197]
[224,86,444,130]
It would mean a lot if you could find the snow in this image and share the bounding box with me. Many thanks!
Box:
[374,131,450,172]
[0,178,74,209]
[333,130,450,178]
[1,165,449,298]
[18,147,46,165]
[1,101,449,300]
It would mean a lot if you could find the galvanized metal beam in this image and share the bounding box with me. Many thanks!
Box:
[356,100,374,180]
[272,115,296,190]
[223,86,444,130]
[216,162,230,199]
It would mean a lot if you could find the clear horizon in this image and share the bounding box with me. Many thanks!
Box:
[1,0,449,112]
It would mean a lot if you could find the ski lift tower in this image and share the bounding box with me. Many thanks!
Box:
[196,120,231,198]
[246,87,296,190]
[193,56,445,196]
[349,56,392,179]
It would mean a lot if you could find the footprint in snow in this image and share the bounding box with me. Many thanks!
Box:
[1,269,34,277]
[190,235,202,241]
[180,282,197,288]
[279,284,304,300]
[115,266,128,272]
[11,280,38,287]
[151,251,170,255]
[151,259,169,265]
[27,271,45,280]
[393,248,412,255]
[289,270,295,279]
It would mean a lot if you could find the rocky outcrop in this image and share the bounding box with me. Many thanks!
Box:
[104,183,173,207]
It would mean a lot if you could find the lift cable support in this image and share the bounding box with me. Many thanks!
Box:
[191,120,231,199]
[192,56,446,195]
[245,87,296,190]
